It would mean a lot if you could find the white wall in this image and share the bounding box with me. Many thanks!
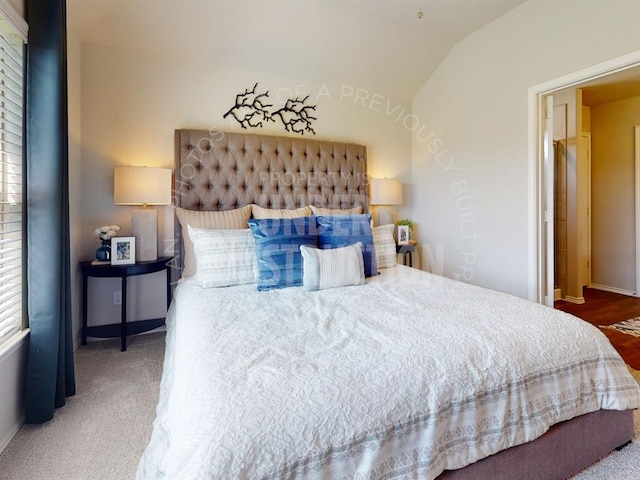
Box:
[68,25,82,344]
[79,42,413,327]
[0,333,27,453]
[411,0,640,298]
[591,94,640,293]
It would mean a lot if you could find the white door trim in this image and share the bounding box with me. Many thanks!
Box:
[543,95,554,307]
[528,50,640,304]
[581,132,592,288]
[635,125,640,297]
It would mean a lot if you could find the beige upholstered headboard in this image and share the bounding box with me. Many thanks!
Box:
[173,129,369,270]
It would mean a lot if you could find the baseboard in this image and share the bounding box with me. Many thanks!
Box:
[554,288,561,301]
[0,416,23,454]
[590,284,636,297]
[563,295,585,304]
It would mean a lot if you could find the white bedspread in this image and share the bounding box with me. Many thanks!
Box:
[137,265,640,480]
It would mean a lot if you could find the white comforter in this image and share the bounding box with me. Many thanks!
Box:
[137,265,640,480]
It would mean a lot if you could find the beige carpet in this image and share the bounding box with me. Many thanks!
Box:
[0,333,165,480]
[0,334,639,479]
[628,366,640,385]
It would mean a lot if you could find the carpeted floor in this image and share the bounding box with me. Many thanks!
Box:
[0,332,165,480]
[0,333,639,479]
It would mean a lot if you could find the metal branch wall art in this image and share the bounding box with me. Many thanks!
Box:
[222,83,273,129]
[271,96,317,135]
[223,83,317,135]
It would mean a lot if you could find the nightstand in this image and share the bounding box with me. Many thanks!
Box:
[80,256,174,351]
[397,244,416,267]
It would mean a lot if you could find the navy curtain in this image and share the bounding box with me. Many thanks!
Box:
[24,0,75,424]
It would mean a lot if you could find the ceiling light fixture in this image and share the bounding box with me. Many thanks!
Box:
[417,0,424,18]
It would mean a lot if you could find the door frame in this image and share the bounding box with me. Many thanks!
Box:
[543,95,554,307]
[528,50,640,305]
[636,125,640,296]
[580,131,592,289]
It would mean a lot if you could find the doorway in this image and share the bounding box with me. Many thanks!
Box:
[529,50,640,306]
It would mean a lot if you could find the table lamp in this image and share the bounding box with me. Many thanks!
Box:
[370,178,402,226]
[114,166,172,262]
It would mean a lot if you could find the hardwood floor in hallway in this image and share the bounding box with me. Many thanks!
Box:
[555,288,640,370]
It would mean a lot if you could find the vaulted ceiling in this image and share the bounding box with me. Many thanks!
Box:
[67,0,527,99]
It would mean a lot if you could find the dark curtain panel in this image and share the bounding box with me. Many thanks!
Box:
[24,0,75,424]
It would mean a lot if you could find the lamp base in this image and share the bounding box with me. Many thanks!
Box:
[376,207,394,227]
[132,209,157,262]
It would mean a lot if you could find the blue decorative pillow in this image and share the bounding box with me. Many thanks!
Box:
[247,217,317,291]
[316,214,379,277]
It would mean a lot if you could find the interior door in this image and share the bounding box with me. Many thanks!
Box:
[543,95,555,307]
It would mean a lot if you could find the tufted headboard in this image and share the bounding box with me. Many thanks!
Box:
[173,129,369,270]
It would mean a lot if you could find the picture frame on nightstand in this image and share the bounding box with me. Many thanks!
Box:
[397,225,409,245]
[111,236,136,265]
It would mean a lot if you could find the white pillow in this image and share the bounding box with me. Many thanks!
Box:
[300,242,365,291]
[372,224,397,268]
[176,205,252,277]
[188,226,257,288]
[309,205,363,216]
[251,204,312,219]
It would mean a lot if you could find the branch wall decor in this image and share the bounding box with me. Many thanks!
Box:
[223,83,317,135]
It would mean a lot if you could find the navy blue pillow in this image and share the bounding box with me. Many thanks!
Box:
[316,214,379,277]
[247,217,317,291]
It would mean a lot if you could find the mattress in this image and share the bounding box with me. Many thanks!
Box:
[137,265,640,479]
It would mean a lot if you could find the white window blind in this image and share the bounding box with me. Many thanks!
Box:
[0,5,25,348]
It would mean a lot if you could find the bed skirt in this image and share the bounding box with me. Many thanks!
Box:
[439,409,634,479]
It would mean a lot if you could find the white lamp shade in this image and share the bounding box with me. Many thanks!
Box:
[114,167,172,206]
[370,178,402,206]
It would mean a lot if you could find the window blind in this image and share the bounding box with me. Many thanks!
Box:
[0,6,25,348]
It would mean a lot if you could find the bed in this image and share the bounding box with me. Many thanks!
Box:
[137,130,640,479]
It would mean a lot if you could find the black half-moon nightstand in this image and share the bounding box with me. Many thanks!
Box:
[80,256,174,351]
[396,244,416,267]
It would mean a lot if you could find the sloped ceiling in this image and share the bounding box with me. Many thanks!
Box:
[67,0,526,99]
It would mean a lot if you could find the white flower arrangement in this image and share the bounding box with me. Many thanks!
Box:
[94,224,121,242]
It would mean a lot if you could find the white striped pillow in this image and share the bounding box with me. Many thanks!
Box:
[188,226,257,288]
[300,242,365,291]
[372,224,397,268]
[251,204,312,219]
[309,205,363,216]
[176,205,252,277]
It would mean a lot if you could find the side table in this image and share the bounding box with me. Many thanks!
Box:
[397,244,416,267]
[80,256,173,351]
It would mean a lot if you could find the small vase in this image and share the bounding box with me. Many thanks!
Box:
[96,241,111,261]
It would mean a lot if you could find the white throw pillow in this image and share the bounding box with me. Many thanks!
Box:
[300,242,365,291]
[188,226,257,288]
[251,204,312,219]
[309,205,363,216]
[372,224,397,268]
[176,205,252,277]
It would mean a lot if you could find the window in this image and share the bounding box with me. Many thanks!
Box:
[0,4,26,348]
